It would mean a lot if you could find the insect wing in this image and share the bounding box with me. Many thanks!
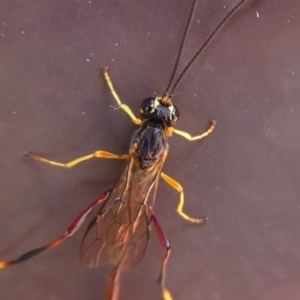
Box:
[80,152,166,269]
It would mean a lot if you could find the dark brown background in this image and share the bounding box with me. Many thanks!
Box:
[1,0,300,299]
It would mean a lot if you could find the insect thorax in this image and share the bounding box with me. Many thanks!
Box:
[131,120,168,169]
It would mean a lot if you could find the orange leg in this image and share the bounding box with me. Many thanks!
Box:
[24,151,128,168]
[102,67,141,125]
[167,120,216,140]
[161,172,207,223]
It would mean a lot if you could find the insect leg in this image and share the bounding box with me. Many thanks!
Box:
[168,120,216,141]
[148,206,172,300]
[161,172,207,224]
[102,67,142,125]
[0,190,111,269]
[23,150,129,168]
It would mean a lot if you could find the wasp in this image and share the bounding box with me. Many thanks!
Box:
[0,1,249,299]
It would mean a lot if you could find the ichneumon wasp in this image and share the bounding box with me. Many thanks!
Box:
[1,1,250,299]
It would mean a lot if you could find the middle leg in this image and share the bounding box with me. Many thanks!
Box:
[24,150,129,168]
[161,172,207,223]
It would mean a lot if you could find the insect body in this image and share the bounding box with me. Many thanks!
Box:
[0,0,249,299]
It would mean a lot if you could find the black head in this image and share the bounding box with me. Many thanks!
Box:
[139,97,179,127]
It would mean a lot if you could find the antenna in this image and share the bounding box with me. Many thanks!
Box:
[164,0,248,98]
[162,0,198,99]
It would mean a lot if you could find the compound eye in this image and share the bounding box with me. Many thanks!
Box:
[140,97,156,118]
[164,105,180,127]
[171,105,180,124]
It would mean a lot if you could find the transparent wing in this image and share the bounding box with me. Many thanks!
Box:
[80,152,166,269]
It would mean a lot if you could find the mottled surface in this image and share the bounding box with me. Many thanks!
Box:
[1,0,300,299]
